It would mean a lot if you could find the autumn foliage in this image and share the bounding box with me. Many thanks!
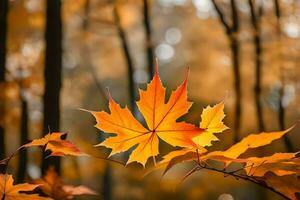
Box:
[1,66,300,199]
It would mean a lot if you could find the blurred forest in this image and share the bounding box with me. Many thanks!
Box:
[1,0,300,199]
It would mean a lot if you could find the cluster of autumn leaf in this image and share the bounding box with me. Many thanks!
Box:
[1,67,300,199]
[0,132,96,200]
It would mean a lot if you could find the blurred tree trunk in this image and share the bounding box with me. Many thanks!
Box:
[17,92,29,182]
[102,163,112,200]
[42,0,62,174]
[113,3,136,114]
[83,2,112,200]
[273,0,294,152]
[211,0,241,142]
[0,0,8,173]
[143,0,154,77]
[248,0,265,132]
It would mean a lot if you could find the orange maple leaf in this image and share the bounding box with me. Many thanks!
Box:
[23,132,85,157]
[33,168,97,200]
[87,66,203,166]
[0,174,51,200]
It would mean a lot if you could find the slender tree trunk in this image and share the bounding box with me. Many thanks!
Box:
[143,0,154,78]
[113,4,136,114]
[42,0,62,174]
[273,0,293,152]
[248,0,265,132]
[17,95,28,182]
[248,3,267,198]
[211,0,241,142]
[102,164,112,200]
[230,35,241,142]
[230,0,241,143]
[82,2,112,199]
[0,0,8,173]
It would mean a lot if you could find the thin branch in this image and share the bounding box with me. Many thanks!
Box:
[230,0,239,32]
[211,0,231,35]
[196,163,289,200]
[175,166,201,190]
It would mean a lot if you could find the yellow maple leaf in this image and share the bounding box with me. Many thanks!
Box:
[193,101,228,147]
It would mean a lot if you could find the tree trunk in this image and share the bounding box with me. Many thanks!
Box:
[113,4,136,114]
[230,35,241,142]
[248,0,265,132]
[211,0,241,142]
[0,0,8,173]
[143,0,154,78]
[102,164,112,200]
[230,0,241,142]
[82,2,112,199]
[17,96,28,182]
[273,0,293,152]
[42,0,62,174]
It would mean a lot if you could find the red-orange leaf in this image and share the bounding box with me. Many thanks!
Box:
[23,132,84,157]
[33,168,97,200]
[87,66,203,166]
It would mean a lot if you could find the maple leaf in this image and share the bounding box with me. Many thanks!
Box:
[33,168,97,200]
[264,172,300,200]
[200,126,294,166]
[243,153,299,177]
[0,174,51,200]
[193,101,228,147]
[147,101,228,175]
[150,126,296,180]
[87,66,203,166]
[23,132,84,157]
[144,147,207,177]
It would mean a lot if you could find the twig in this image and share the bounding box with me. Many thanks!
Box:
[195,163,289,199]
[210,0,231,35]
[175,165,201,190]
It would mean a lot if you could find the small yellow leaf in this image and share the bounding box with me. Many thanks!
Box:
[193,101,228,147]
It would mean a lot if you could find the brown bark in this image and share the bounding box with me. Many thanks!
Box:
[143,0,154,78]
[273,0,294,152]
[0,0,8,173]
[42,0,63,174]
[17,94,29,182]
[248,0,265,131]
[211,0,241,142]
[113,4,136,114]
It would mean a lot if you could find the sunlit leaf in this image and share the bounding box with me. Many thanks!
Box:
[87,66,203,166]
